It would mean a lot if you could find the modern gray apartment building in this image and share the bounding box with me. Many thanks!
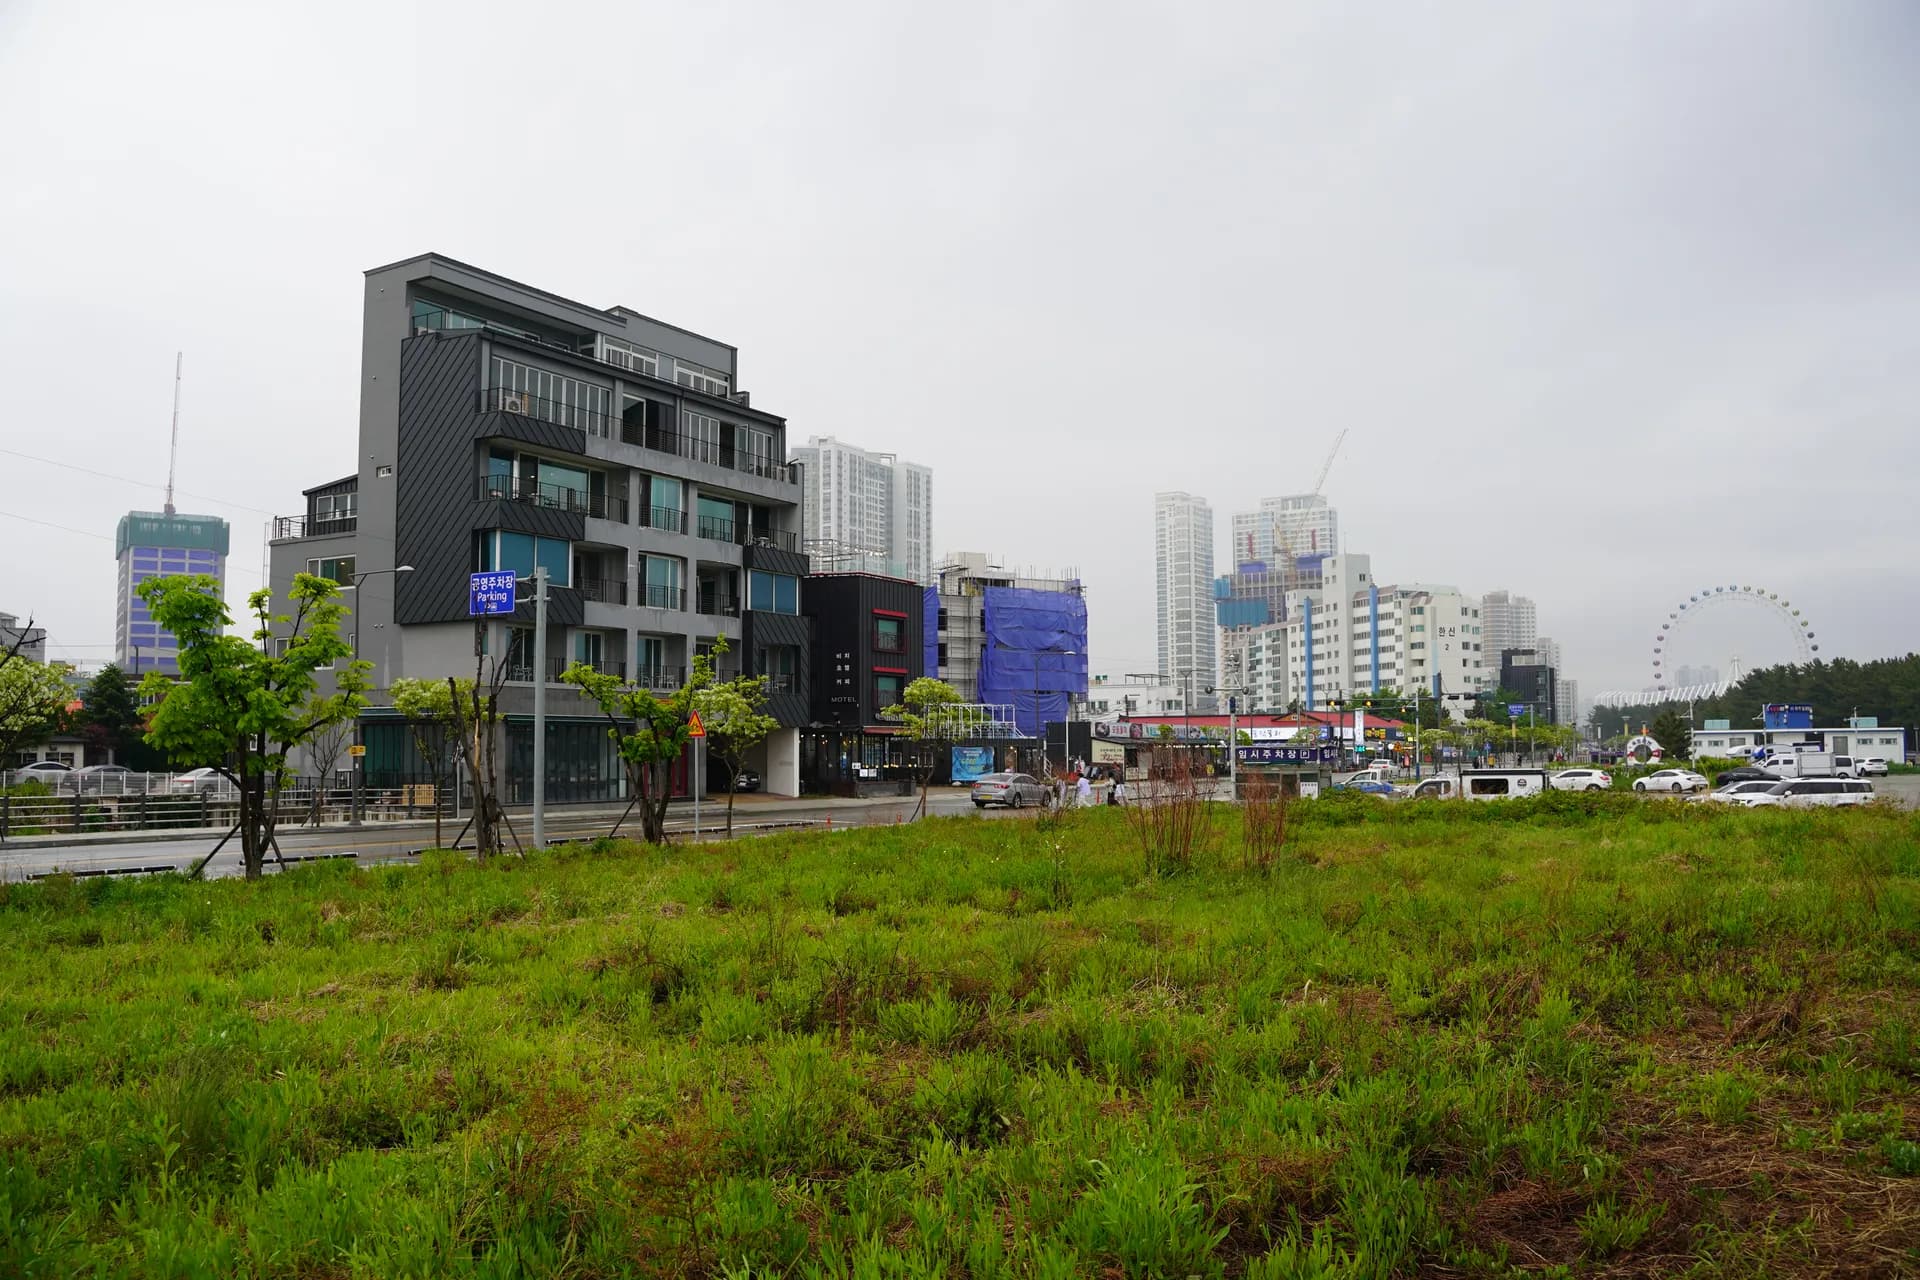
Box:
[269,254,810,798]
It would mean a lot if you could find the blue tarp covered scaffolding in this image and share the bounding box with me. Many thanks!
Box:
[977,585,1089,738]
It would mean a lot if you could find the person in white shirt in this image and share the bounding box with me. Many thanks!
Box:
[1076,774,1092,807]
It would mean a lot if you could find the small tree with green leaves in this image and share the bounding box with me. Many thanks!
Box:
[694,673,779,837]
[565,644,725,844]
[444,664,508,859]
[138,573,366,880]
[881,676,964,819]
[0,654,76,767]
[390,675,470,849]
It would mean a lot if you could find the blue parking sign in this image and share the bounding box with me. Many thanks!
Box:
[469,570,517,616]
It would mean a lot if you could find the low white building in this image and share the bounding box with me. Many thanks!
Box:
[1690,721,1908,761]
[1083,674,1191,718]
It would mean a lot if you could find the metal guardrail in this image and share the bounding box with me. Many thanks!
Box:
[0,776,455,839]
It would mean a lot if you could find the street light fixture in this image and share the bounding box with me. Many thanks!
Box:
[349,564,415,827]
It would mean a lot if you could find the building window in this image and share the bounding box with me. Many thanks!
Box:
[477,532,570,588]
[673,359,731,397]
[640,556,683,609]
[874,672,904,710]
[760,645,798,693]
[314,491,357,522]
[598,336,659,377]
[307,556,356,585]
[872,614,904,653]
[681,411,723,465]
[747,571,799,615]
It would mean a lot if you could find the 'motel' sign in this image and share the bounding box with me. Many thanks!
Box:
[469,570,517,616]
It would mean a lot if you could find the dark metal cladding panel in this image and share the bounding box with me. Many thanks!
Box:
[393,333,486,625]
[740,608,812,727]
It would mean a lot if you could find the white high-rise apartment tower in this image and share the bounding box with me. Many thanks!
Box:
[1480,590,1537,660]
[790,436,934,584]
[1154,492,1216,710]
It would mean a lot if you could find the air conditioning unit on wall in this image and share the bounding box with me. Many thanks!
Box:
[500,392,526,414]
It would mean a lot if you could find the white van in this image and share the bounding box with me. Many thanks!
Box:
[1407,770,1549,801]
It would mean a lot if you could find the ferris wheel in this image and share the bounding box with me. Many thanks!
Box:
[1654,584,1817,692]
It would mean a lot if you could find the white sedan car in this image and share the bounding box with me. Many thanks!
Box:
[1706,779,1783,804]
[1634,768,1709,794]
[1549,768,1611,792]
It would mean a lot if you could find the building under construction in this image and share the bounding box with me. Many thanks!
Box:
[929,551,1087,736]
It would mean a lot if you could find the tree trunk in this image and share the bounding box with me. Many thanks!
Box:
[725,781,737,837]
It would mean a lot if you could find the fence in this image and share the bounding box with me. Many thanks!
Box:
[0,771,455,838]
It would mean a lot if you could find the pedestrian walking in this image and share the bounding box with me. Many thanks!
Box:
[1110,776,1127,806]
[1076,774,1092,807]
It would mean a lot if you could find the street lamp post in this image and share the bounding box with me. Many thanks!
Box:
[349,564,415,828]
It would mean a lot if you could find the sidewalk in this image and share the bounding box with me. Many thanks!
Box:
[0,789,929,851]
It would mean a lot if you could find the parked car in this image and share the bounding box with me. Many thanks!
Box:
[1633,769,1708,794]
[1333,779,1397,797]
[70,764,135,793]
[1706,779,1784,804]
[709,767,760,793]
[171,767,225,795]
[12,760,72,783]
[1744,779,1876,808]
[1549,768,1611,792]
[1859,757,1890,777]
[1713,766,1771,787]
[970,772,1050,809]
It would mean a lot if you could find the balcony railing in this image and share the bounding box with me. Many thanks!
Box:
[696,515,736,542]
[640,505,686,533]
[618,419,799,486]
[476,475,624,521]
[633,665,685,691]
[764,673,797,693]
[569,658,626,679]
[480,386,622,439]
[576,576,627,606]
[742,528,799,553]
[696,593,740,618]
[272,515,357,539]
[503,656,572,684]
[639,585,685,610]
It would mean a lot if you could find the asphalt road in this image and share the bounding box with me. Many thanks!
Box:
[0,790,998,882]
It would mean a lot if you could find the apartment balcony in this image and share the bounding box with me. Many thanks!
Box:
[272,515,356,539]
[576,576,627,606]
[689,515,798,553]
[639,504,687,534]
[480,386,622,440]
[638,585,686,611]
[764,673,797,694]
[570,658,626,679]
[476,475,627,522]
[696,514,736,542]
[618,418,800,486]
[634,665,686,692]
[503,656,572,684]
[696,591,741,618]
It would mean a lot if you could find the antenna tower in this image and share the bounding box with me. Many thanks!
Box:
[164,352,182,515]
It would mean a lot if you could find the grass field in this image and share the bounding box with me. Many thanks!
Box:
[3,794,1918,1277]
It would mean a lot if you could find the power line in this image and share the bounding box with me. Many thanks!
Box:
[0,446,278,517]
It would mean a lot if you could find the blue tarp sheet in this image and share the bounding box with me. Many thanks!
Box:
[922,587,940,681]
[978,585,1089,737]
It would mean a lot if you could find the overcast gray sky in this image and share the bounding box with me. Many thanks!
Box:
[3,1,1916,698]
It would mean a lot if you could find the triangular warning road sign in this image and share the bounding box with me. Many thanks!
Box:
[687,710,706,738]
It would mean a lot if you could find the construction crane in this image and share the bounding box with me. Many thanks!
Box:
[1311,427,1348,496]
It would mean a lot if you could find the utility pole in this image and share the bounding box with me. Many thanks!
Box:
[531,566,548,850]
